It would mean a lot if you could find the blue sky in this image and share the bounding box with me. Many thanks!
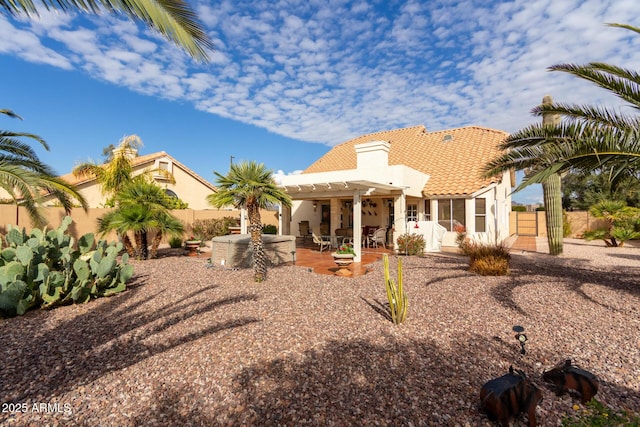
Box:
[1,0,639,204]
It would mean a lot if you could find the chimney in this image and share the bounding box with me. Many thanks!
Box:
[355,140,391,171]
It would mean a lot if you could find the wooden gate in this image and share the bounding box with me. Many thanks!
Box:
[516,212,538,236]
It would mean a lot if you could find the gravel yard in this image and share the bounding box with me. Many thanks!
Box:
[1,238,639,426]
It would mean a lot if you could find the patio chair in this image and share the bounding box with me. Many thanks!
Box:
[299,221,312,242]
[370,227,387,248]
[312,232,332,253]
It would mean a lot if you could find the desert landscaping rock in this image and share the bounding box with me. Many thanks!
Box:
[0,238,638,426]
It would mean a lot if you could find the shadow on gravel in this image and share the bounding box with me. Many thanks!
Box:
[0,282,260,408]
[130,334,640,426]
[490,254,640,315]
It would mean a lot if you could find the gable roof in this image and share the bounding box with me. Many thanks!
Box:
[304,125,509,196]
[59,151,217,192]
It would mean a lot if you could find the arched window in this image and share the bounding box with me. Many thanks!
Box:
[165,189,178,199]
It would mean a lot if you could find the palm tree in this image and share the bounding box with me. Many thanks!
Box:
[2,0,214,62]
[98,178,184,259]
[0,109,88,227]
[73,134,174,206]
[484,23,640,254]
[207,161,292,282]
[484,95,566,255]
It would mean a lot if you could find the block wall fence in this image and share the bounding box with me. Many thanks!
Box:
[0,206,279,243]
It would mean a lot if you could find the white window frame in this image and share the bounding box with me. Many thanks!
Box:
[437,199,466,231]
[475,198,486,233]
[407,203,418,222]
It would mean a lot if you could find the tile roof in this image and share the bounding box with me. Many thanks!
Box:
[304,125,509,196]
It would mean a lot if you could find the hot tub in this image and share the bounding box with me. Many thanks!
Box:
[210,234,296,268]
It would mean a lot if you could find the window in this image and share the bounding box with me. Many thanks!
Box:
[423,200,431,221]
[407,203,418,222]
[165,189,178,199]
[158,161,170,171]
[475,198,486,232]
[437,199,466,231]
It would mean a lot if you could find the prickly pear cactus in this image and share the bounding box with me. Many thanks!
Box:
[0,216,133,317]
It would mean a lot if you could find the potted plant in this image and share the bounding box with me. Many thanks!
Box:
[331,242,356,276]
[185,236,202,257]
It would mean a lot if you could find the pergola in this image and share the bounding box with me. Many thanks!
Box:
[278,172,428,262]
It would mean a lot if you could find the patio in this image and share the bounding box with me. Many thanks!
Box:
[293,237,392,276]
[197,237,392,277]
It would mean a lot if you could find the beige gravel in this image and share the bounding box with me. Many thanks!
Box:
[1,238,639,426]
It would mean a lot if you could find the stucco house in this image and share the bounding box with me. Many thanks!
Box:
[278,125,513,261]
[53,150,217,209]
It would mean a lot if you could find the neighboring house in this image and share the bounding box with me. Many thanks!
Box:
[278,125,513,260]
[53,150,217,210]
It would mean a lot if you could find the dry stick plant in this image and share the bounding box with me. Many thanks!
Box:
[383,254,408,324]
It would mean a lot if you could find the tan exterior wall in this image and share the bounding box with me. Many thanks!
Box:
[64,157,216,210]
[142,162,215,210]
[0,206,279,243]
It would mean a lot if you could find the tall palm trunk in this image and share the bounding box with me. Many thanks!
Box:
[134,232,143,259]
[247,202,266,281]
[141,232,149,260]
[150,232,163,259]
[542,95,563,255]
[122,234,136,258]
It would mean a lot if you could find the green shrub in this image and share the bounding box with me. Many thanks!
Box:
[561,399,640,426]
[168,236,183,248]
[396,233,425,256]
[512,205,527,212]
[584,200,640,246]
[190,217,239,241]
[262,224,277,234]
[0,216,133,317]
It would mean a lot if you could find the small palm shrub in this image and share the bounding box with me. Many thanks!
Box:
[396,233,425,256]
[584,200,640,247]
[190,217,239,241]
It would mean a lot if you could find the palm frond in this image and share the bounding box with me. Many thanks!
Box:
[0,109,23,120]
[1,0,214,62]
[548,62,640,109]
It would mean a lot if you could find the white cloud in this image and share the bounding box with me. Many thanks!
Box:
[1,0,639,153]
[0,16,73,69]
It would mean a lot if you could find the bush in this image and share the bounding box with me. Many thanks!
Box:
[262,224,277,234]
[190,217,239,241]
[464,242,511,276]
[584,200,640,246]
[0,216,133,317]
[512,205,527,212]
[168,236,183,248]
[396,233,425,256]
